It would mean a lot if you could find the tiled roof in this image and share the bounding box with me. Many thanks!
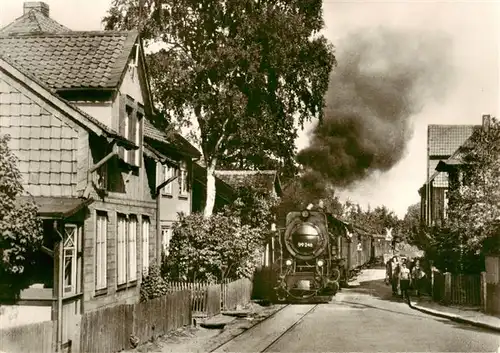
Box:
[215,170,279,193]
[0,9,70,35]
[428,125,479,156]
[0,31,138,91]
[144,119,201,158]
[0,55,136,149]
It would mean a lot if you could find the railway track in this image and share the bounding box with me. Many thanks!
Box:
[209,304,320,353]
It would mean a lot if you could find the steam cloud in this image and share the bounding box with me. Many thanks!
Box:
[297,27,454,188]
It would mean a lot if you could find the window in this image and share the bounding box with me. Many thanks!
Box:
[162,164,174,195]
[117,214,138,285]
[117,214,127,285]
[123,107,131,164]
[179,163,188,196]
[161,226,173,256]
[128,216,137,281]
[96,212,108,290]
[142,217,150,274]
[64,224,77,295]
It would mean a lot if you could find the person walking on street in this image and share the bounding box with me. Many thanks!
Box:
[390,256,400,296]
[399,261,411,302]
[411,260,425,297]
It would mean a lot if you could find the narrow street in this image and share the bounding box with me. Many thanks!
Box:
[214,270,500,352]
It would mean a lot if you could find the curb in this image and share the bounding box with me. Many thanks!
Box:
[409,302,500,333]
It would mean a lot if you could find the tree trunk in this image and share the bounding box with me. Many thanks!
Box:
[203,160,217,218]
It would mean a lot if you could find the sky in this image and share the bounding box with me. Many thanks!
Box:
[1,0,498,218]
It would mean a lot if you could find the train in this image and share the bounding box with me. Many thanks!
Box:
[257,207,392,304]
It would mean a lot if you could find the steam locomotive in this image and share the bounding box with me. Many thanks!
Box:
[268,208,351,303]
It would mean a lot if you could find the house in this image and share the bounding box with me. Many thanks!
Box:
[435,115,493,194]
[191,163,238,213]
[143,119,201,255]
[418,123,479,226]
[191,169,282,214]
[0,1,198,345]
[214,170,282,198]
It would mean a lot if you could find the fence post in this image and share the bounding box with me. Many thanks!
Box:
[480,271,487,312]
[444,272,452,305]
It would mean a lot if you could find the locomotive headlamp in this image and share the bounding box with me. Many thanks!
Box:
[301,210,310,218]
[285,259,293,266]
[317,259,324,267]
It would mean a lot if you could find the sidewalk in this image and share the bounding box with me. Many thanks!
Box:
[410,296,500,333]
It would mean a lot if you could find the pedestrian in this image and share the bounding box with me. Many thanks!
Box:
[411,260,426,297]
[390,256,400,296]
[399,261,411,302]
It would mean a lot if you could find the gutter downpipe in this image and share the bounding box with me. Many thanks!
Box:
[53,220,64,353]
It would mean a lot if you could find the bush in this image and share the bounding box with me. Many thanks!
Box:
[140,264,169,302]
[0,134,43,293]
[163,212,265,282]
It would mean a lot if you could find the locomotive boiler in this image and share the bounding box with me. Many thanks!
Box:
[270,209,348,303]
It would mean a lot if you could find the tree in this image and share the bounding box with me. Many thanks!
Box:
[400,202,422,245]
[446,117,500,255]
[103,0,336,217]
[164,213,264,282]
[0,134,43,292]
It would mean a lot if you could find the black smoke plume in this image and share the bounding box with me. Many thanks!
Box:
[297,27,454,188]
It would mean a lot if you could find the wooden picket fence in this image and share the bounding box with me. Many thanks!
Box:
[169,281,221,317]
[431,271,481,306]
[222,278,253,311]
[80,290,191,353]
[0,320,54,353]
[168,278,253,315]
[450,274,481,306]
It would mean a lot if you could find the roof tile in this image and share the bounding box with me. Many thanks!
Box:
[215,170,278,193]
[428,125,479,156]
[0,31,138,91]
[0,10,71,36]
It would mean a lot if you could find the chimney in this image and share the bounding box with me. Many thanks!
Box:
[482,114,491,133]
[23,2,49,17]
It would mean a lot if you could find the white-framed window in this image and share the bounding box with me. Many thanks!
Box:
[95,212,108,290]
[179,163,188,196]
[142,217,150,274]
[64,224,77,295]
[117,214,127,285]
[117,214,138,285]
[163,164,174,195]
[128,216,138,281]
[123,107,131,163]
[161,226,173,256]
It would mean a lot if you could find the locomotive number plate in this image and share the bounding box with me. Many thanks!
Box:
[298,242,314,248]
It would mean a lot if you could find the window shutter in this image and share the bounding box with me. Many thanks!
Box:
[118,94,126,160]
